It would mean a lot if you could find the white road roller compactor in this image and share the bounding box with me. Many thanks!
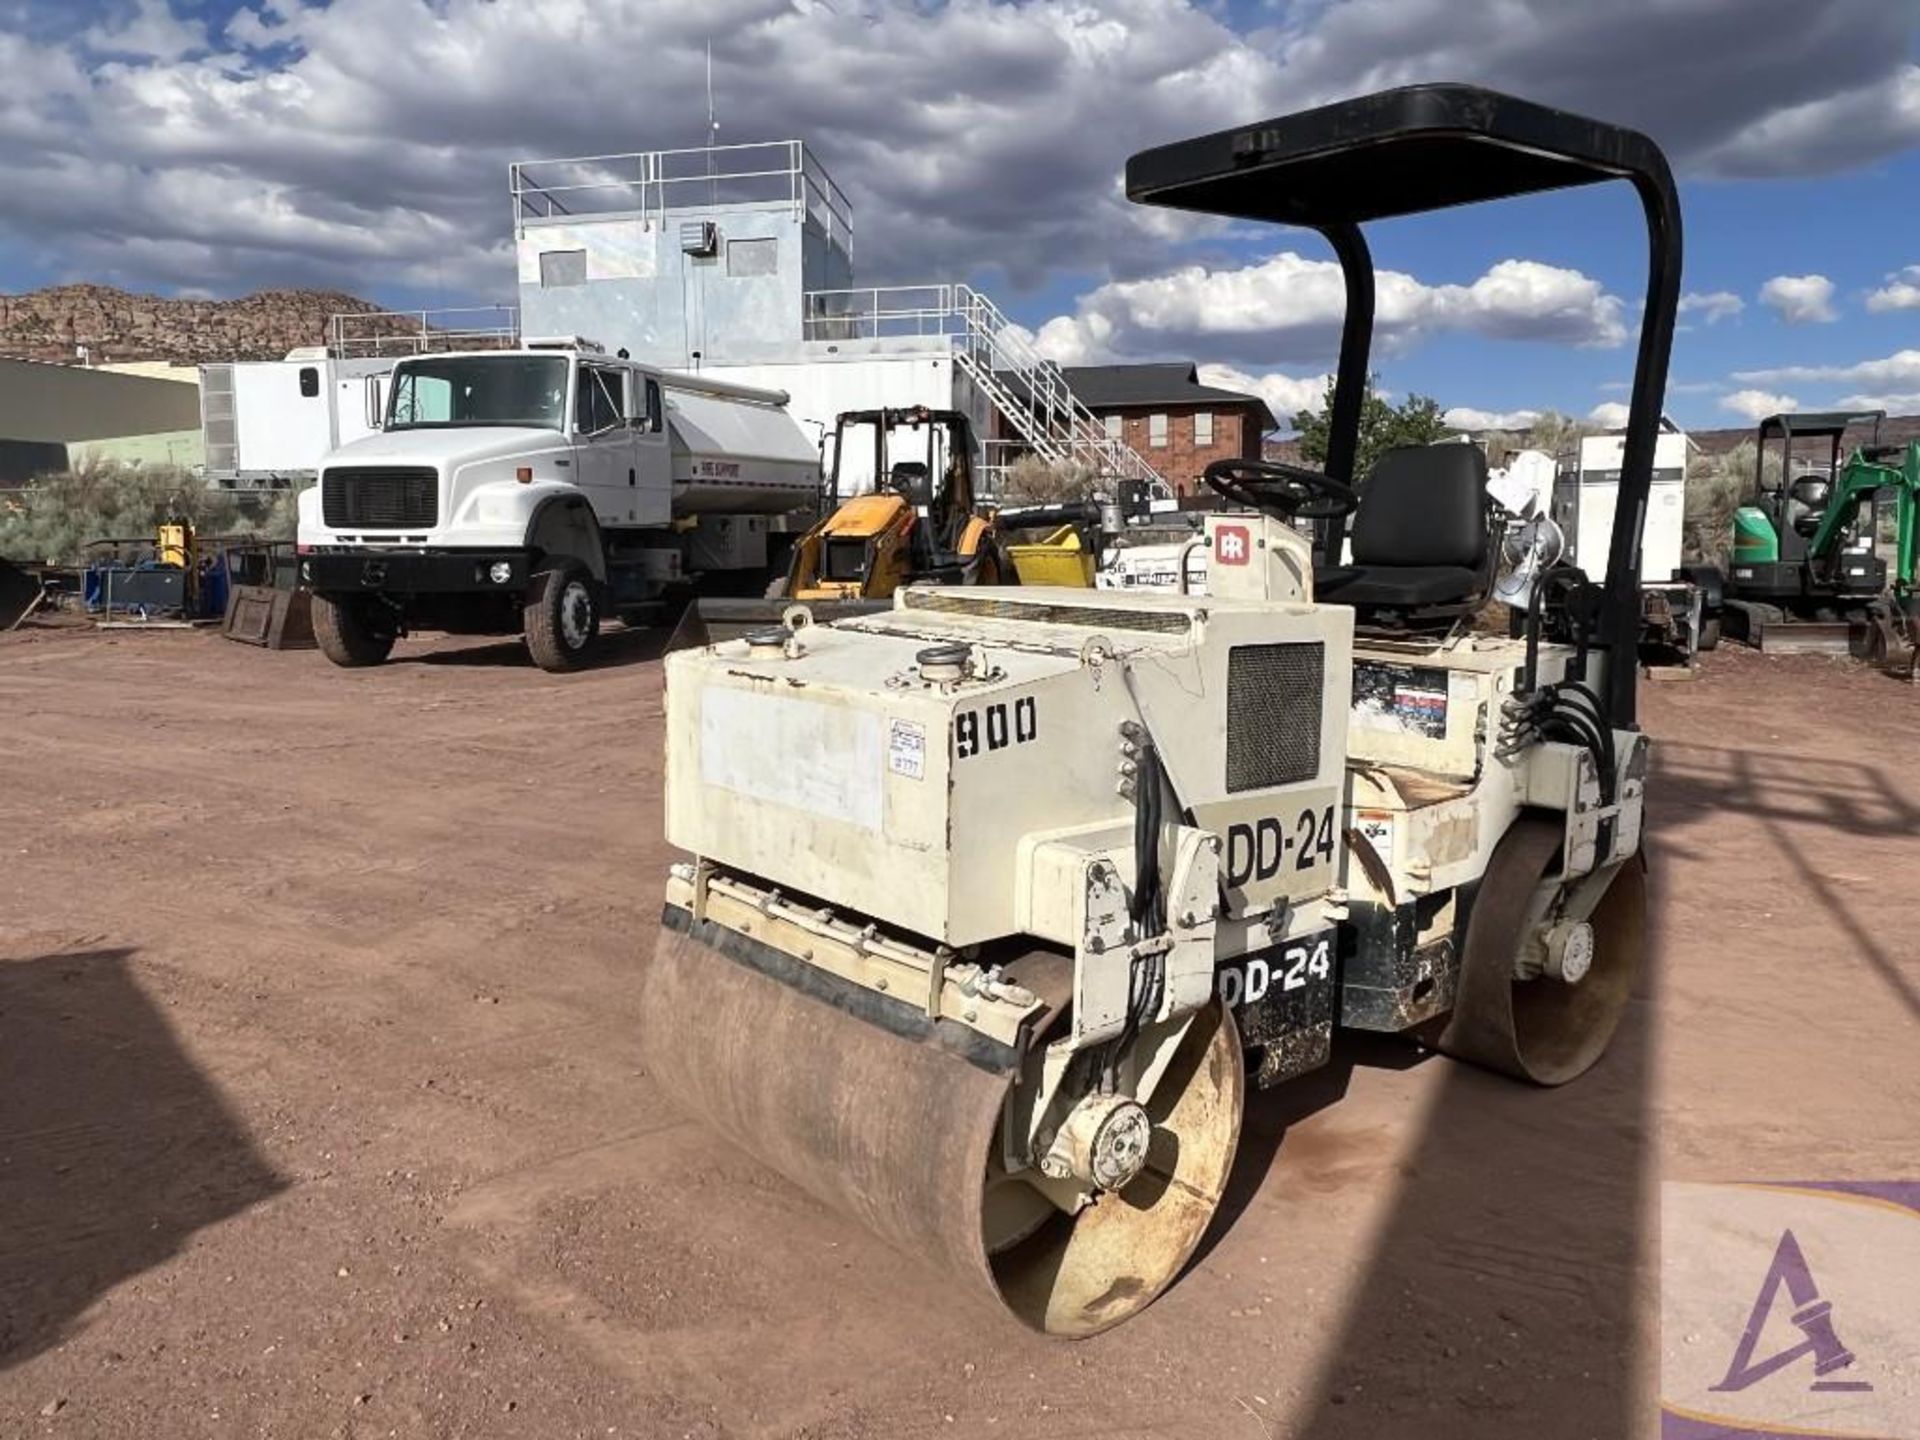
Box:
[640,85,1681,1336]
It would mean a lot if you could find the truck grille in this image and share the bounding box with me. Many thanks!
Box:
[322,466,438,529]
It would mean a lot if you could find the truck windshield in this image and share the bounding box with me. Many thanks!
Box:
[387,356,569,431]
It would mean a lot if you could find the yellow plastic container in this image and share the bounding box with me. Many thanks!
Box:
[157,523,192,569]
[1006,524,1095,588]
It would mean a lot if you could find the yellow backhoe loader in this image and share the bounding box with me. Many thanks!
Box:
[670,406,1010,647]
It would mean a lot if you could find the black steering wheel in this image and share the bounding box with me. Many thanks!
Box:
[1203,458,1357,521]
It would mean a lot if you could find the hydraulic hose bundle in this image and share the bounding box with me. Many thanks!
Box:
[1105,724,1169,1092]
[1503,567,1618,804]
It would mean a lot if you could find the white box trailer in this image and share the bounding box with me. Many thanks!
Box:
[1553,431,1688,582]
[199,352,395,490]
[296,342,820,671]
[1553,430,1716,660]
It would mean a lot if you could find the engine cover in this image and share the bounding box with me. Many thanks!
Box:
[664,585,1353,948]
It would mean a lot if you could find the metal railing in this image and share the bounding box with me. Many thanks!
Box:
[329,307,521,359]
[509,140,853,258]
[801,284,1166,494]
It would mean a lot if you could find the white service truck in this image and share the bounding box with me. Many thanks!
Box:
[296,341,820,670]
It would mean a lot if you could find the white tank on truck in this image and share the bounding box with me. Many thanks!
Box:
[295,339,820,671]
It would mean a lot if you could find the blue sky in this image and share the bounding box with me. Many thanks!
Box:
[3,0,1918,432]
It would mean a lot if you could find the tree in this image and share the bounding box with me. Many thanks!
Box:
[1290,376,1451,482]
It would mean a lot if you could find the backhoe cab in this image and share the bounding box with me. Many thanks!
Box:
[642,84,1679,1337]
[666,406,1009,648]
[784,406,1005,600]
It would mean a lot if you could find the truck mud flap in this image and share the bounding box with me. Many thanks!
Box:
[222,585,316,649]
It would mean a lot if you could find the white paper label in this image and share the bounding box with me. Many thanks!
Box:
[887,718,926,780]
[700,687,882,830]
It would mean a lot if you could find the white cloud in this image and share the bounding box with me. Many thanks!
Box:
[1836,392,1920,413]
[1758,274,1839,324]
[1866,266,1920,313]
[1699,62,1920,178]
[1679,291,1744,323]
[1588,401,1631,428]
[1028,251,1629,370]
[1734,350,1920,391]
[1277,1,1920,181]
[0,0,1288,296]
[1198,364,1332,424]
[1444,406,1542,431]
[0,0,1913,305]
[83,0,208,61]
[1721,388,1799,422]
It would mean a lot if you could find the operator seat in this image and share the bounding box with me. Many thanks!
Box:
[890,461,934,509]
[1315,444,1496,619]
[1788,475,1831,538]
[889,461,963,579]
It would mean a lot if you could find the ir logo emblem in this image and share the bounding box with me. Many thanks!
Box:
[1661,1181,1920,1438]
[1216,523,1251,565]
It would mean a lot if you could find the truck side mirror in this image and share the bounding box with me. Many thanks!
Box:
[364,375,384,431]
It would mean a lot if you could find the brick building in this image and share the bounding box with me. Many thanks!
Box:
[996,362,1277,497]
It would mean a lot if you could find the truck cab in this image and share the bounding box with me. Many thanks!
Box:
[296,339,818,672]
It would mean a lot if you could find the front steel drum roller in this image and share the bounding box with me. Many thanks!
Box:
[640,923,1244,1336]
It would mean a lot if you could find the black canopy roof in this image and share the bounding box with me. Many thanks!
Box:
[1756,410,1886,440]
[1123,82,1684,729]
[1126,83,1670,226]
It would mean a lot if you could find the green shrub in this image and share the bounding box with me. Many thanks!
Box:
[0,458,300,566]
[1683,442,1777,569]
[998,455,1102,504]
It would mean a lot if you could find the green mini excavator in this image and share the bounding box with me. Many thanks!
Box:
[1723,410,1919,670]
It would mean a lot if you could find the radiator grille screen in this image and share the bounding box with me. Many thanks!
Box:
[322,466,438,529]
[1225,642,1324,792]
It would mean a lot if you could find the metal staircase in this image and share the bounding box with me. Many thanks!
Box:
[802,284,1168,496]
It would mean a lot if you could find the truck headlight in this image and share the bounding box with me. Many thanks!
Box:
[488,561,513,584]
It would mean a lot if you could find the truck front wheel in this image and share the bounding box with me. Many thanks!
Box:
[524,560,599,672]
[313,593,397,667]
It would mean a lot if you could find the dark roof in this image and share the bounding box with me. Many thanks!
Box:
[996,361,1277,430]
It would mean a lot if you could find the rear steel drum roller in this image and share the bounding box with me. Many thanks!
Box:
[1440,815,1645,1085]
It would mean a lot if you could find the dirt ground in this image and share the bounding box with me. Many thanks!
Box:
[2,620,1915,1440]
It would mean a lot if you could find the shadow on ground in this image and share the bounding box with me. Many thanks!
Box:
[0,949,286,1370]
[1263,881,1661,1438]
[400,621,670,671]
[1655,742,1919,1021]
[1193,1031,1427,1273]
